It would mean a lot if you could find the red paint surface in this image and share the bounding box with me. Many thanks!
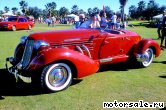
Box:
[14,28,161,78]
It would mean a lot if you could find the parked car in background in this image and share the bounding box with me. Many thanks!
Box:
[0,16,34,31]
[6,21,161,92]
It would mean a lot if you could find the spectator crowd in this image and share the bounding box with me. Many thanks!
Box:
[75,11,126,30]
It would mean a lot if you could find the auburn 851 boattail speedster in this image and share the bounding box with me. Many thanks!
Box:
[6,22,161,92]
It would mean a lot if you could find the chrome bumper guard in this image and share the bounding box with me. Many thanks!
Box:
[6,57,32,83]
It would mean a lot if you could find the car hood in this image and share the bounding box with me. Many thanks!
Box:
[29,29,101,44]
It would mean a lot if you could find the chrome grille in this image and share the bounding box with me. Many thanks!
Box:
[22,40,34,69]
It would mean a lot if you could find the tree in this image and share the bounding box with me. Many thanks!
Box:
[119,0,128,22]
[159,6,166,14]
[19,0,28,15]
[27,7,43,19]
[42,9,48,18]
[128,0,166,20]
[16,12,21,16]
[104,6,113,18]
[0,10,3,16]
[4,6,9,13]
[59,7,69,17]
[129,5,138,19]
[137,1,146,19]
[45,2,57,17]
[78,9,85,15]
[71,5,79,15]
[93,7,100,14]
[11,7,18,15]
[87,8,93,16]
[145,0,159,20]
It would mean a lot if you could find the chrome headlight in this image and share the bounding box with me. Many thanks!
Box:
[34,40,49,50]
[20,36,28,44]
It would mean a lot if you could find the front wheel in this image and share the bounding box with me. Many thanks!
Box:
[28,25,32,30]
[41,63,72,92]
[139,48,154,67]
[12,25,16,31]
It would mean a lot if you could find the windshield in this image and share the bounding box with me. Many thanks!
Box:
[7,17,18,22]
[79,20,93,28]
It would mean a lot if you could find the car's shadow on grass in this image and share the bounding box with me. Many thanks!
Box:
[153,61,166,64]
[0,68,43,97]
[0,68,82,98]
[159,76,166,79]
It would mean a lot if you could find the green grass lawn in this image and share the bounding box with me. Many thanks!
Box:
[0,23,166,110]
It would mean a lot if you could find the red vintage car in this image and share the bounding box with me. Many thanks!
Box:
[0,16,34,31]
[6,21,161,92]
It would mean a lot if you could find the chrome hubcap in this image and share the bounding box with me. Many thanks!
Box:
[143,49,153,64]
[48,66,68,87]
[142,48,153,66]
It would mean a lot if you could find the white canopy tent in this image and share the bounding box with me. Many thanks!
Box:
[2,12,14,16]
[66,14,79,21]
[153,14,163,19]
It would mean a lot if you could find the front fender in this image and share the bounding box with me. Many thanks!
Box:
[28,48,100,78]
[134,39,161,57]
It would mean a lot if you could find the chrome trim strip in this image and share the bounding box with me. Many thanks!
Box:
[76,45,84,54]
[64,38,81,42]
[100,57,112,63]
[81,45,92,58]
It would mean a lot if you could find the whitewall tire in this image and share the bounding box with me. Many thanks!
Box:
[41,63,72,92]
[139,48,154,67]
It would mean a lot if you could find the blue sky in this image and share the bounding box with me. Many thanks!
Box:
[0,0,165,14]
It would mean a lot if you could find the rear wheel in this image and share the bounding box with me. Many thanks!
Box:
[139,48,154,67]
[12,25,16,31]
[41,63,72,92]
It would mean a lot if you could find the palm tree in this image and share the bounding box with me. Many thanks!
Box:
[45,2,57,17]
[19,0,28,15]
[4,6,9,13]
[59,7,69,17]
[11,7,18,15]
[119,0,128,22]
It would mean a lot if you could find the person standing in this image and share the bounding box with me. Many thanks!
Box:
[157,12,165,39]
[46,16,51,27]
[96,11,101,22]
[96,11,101,28]
[116,17,121,29]
[51,16,56,27]
[90,15,100,28]
[160,11,166,47]
[100,13,108,28]
[111,12,117,30]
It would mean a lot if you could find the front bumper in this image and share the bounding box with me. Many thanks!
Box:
[6,57,32,83]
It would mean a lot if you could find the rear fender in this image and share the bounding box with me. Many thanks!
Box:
[28,48,100,78]
[134,39,160,57]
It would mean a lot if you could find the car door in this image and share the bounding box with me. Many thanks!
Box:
[22,18,29,29]
[18,18,27,29]
[99,33,123,59]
